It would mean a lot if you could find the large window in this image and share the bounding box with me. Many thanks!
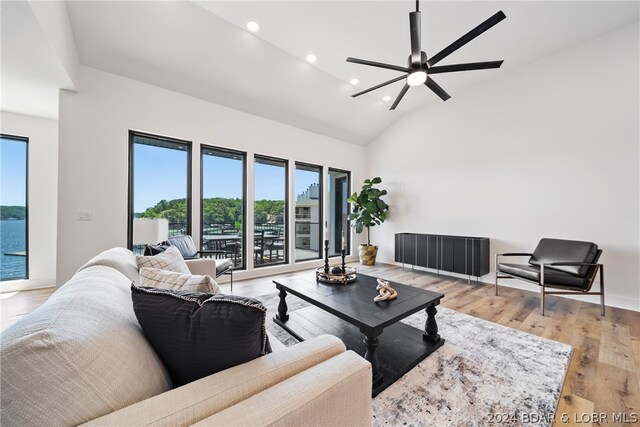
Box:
[201,146,246,269]
[254,155,288,267]
[128,131,191,254]
[295,163,322,262]
[1,135,28,281]
[328,168,351,256]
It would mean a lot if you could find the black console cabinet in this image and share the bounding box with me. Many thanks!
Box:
[394,233,490,282]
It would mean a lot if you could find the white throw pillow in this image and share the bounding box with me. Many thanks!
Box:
[139,267,220,294]
[136,245,190,274]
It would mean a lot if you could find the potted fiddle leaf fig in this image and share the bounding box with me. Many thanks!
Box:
[348,177,389,266]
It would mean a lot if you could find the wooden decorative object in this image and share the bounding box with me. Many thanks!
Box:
[315,266,357,285]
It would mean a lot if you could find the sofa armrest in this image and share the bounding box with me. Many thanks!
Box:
[83,335,346,427]
[185,258,216,276]
[193,350,372,427]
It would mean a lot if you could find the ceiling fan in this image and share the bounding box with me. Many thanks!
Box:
[347,1,506,110]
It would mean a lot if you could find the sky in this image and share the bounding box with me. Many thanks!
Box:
[134,143,321,212]
[1,137,27,207]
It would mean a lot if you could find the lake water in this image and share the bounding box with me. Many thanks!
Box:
[1,220,27,281]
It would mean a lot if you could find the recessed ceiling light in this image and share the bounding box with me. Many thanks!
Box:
[349,78,359,85]
[246,21,260,32]
[382,96,391,102]
[306,53,317,64]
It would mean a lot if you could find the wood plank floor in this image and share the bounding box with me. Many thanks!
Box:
[2,262,638,426]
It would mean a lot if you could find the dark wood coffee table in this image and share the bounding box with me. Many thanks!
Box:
[273,273,444,397]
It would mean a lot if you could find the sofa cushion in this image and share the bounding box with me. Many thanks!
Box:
[139,267,220,294]
[528,238,598,277]
[498,263,589,289]
[77,246,139,283]
[131,285,271,387]
[0,266,171,427]
[137,245,191,274]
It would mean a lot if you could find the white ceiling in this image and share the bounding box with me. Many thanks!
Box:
[5,1,639,143]
[0,1,73,119]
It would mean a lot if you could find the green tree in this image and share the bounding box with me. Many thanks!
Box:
[138,197,284,227]
[0,206,27,220]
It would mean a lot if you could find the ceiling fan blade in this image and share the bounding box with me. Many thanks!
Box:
[409,11,421,65]
[425,77,451,101]
[427,11,506,67]
[428,60,504,74]
[390,84,411,110]
[346,57,410,73]
[352,75,407,98]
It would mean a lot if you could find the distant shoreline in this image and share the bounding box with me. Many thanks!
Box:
[1,206,27,221]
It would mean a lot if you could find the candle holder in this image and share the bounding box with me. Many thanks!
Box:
[341,249,346,273]
[323,240,330,273]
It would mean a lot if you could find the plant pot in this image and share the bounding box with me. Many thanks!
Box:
[358,244,378,266]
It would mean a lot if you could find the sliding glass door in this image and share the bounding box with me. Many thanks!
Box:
[254,156,288,267]
[128,131,191,254]
[295,163,322,262]
[327,168,350,256]
[201,146,246,269]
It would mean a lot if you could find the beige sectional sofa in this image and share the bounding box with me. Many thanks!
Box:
[0,247,372,426]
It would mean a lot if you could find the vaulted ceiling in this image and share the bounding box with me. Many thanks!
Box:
[3,1,639,144]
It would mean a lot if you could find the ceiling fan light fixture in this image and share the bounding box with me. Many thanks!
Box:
[346,0,506,110]
[246,21,260,32]
[407,71,427,86]
[382,96,391,102]
[349,78,359,85]
[306,53,317,64]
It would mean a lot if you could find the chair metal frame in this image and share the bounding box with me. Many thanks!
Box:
[495,252,604,316]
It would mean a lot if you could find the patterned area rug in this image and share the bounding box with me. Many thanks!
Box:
[258,292,572,427]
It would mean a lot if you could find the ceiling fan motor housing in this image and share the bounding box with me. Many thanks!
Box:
[408,52,429,71]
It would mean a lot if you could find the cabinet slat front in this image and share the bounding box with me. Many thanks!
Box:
[394,233,490,278]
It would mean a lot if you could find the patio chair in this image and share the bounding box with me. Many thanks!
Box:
[495,238,604,316]
[254,231,265,265]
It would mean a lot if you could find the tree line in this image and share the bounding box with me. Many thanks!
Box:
[0,206,26,220]
[138,198,285,225]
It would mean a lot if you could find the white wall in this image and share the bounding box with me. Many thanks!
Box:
[57,66,367,284]
[1,111,58,291]
[367,23,640,311]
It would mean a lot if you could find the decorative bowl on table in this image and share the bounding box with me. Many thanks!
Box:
[315,266,357,285]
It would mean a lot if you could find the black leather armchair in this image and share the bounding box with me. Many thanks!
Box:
[495,238,604,316]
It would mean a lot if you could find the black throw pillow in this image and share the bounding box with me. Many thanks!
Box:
[131,284,271,387]
[143,243,170,256]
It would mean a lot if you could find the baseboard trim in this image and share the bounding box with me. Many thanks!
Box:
[376,257,639,313]
[217,255,360,285]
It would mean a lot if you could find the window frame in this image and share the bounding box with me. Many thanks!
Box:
[0,133,29,281]
[200,144,247,270]
[253,154,289,267]
[127,130,192,250]
[294,161,323,263]
[327,167,351,257]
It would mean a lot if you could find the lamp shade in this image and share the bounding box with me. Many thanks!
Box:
[133,218,169,245]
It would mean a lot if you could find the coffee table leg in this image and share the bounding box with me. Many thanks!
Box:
[423,303,441,342]
[276,287,289,322]
[364,335,384,388]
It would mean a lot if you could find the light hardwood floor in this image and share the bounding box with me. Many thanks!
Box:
[2,262,638,426]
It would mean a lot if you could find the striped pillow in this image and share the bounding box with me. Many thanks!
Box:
[139,267,220,294]
[136,245,190,274]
